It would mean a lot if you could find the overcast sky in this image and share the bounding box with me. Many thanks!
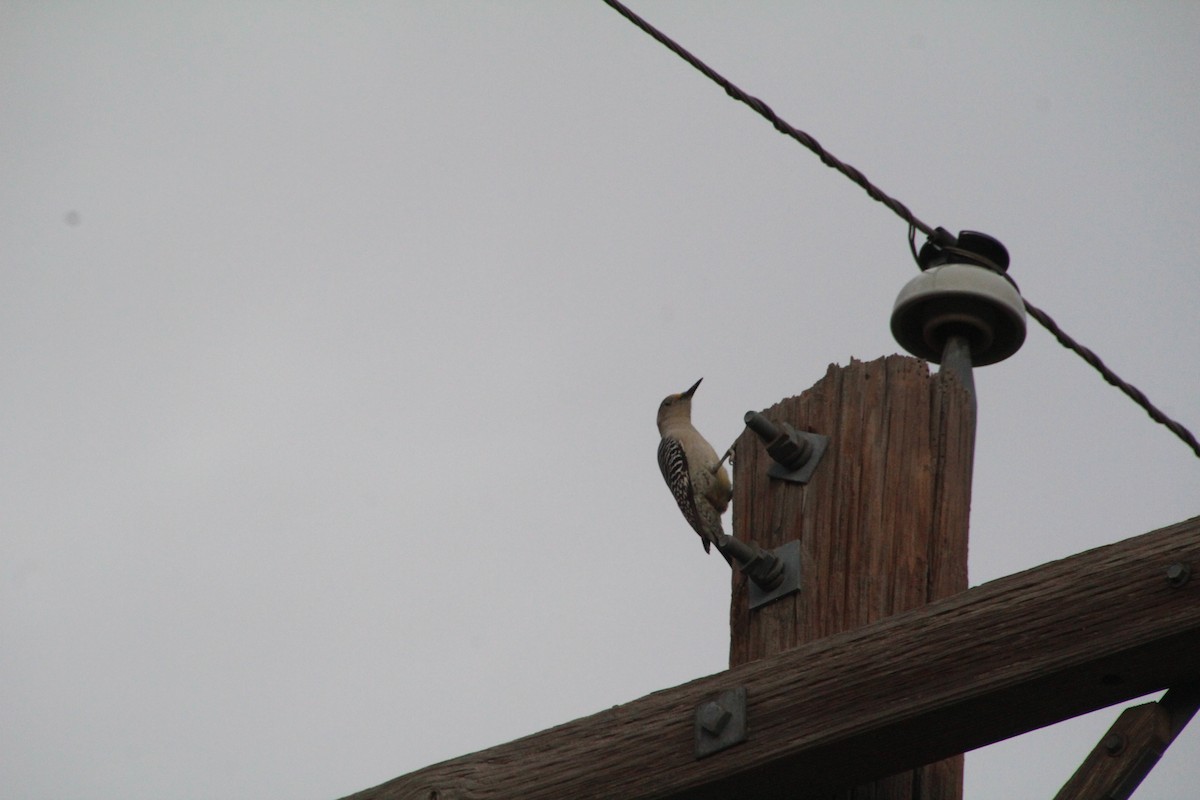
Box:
[3,3,1199,799]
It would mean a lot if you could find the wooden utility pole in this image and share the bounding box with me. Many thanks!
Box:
[729,354,975,799]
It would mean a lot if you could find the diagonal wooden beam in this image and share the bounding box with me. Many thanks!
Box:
[1054,682,1200,800]
[338,516,1200,800]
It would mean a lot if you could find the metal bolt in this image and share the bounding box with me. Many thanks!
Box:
[697,701,731,736]
[744,411,813,471]
[1103,733,1126,756]
[1166,563,1192,588]
[744,410,783,443]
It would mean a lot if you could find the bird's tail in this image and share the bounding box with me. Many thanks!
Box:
[710,533,734,566]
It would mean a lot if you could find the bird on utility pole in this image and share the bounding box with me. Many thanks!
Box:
[656,378,733,564]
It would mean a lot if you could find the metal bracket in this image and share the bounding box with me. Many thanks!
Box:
[748,539,802,609]
[694,687,747,759]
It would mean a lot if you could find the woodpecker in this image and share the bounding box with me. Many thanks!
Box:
[656,378,733,562]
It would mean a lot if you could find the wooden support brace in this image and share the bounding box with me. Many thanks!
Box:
[1054,683,1200,800]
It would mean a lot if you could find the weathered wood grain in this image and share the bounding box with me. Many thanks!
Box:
[338,515,1200,800]
[729,355,972,799]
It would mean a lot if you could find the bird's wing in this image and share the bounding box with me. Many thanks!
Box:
[657,436,710,552]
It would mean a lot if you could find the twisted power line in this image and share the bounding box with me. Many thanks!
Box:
[1022,302,1200,458]
[602,0,1200,460]
[601,0,935,238]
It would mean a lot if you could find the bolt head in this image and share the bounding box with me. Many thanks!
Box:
[1167,563,1192,587]
[697,701,731,736]
[1103,733,1126,755]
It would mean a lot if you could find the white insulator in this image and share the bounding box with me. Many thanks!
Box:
[891,263,1027,366]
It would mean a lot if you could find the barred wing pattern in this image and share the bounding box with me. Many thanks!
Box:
[657,436,713,553]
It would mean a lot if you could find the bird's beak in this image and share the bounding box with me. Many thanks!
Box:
[682,378,703,399]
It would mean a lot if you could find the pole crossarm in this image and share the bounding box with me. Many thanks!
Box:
[339,516,1200,800]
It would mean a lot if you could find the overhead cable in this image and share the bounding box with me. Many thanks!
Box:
[602,0,1200,460]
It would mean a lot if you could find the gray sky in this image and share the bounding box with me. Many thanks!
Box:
[3,3,1198,798]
